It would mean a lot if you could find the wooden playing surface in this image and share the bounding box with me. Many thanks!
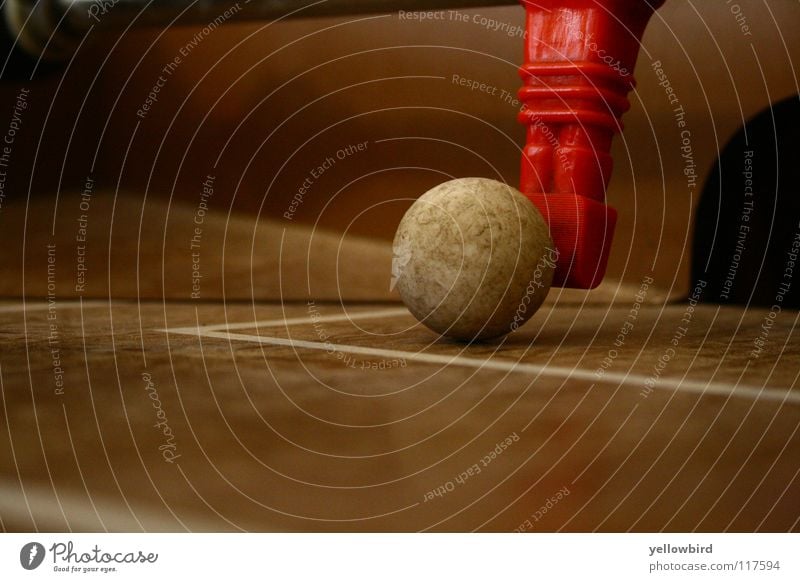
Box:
[1,0,798,536]
[1,296,798,533]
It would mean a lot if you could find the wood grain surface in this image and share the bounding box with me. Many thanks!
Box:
[1,299,797,532]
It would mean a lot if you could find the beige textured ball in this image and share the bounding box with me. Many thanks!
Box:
[392,177,556,341]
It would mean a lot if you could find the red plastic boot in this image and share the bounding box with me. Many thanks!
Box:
[518,0,665,288]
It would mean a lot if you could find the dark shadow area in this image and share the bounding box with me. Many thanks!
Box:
[692,95,800,307]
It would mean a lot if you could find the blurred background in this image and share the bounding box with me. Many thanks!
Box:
[0,0,798,302]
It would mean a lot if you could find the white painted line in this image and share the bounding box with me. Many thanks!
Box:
[165,307,410,334]
[0,301,109,314]
[162,327,800,406]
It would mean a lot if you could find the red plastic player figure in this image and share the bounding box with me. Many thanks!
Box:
[518,0,665,288]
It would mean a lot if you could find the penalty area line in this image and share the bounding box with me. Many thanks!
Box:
[160,325,800,406]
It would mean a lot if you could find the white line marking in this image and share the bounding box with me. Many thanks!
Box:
[161,326,800,406]
[0,301,109,314]
[165,307,410,333]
